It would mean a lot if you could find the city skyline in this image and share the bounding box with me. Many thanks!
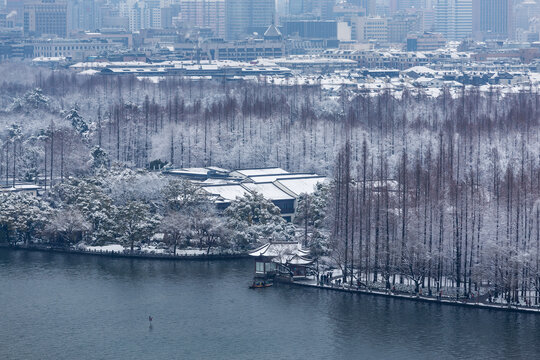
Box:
[1,0,537,41]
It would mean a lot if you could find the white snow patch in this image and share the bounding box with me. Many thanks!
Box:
[82,244,125,253]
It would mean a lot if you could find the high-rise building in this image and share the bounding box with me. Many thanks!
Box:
[179,0,225,38]
[421,7,435,32]
[333,1,366,39]
[225,0,274,39]
[121,2,141,32]
[352,0,376,15]
[143,0,162,29]
[353,16,388,42]
[514,0,540,31]
[435,0,472,40]
[161,4,180,28]
[6,0,25,27]
[407,31,446,50]
[288,0,304,15]
[388,13,421,43]
[250,0,274,30]
[473,0,513,40]
[225,0,249,39]
[283,19,343,39]
[100,5,129,30]
[306,0,334,19]
[70,0,101,32]
[23,0,68,38]
[119,0,162,32]
[391,0,423,12]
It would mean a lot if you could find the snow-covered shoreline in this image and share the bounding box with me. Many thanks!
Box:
[5,244,249,260]
[289,280,540,315]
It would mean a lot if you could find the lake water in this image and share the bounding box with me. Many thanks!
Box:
[1,248,539,360]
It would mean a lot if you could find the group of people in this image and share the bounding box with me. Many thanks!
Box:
[318,272,334,286]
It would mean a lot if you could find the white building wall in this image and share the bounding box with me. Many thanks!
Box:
[337,21,352,41]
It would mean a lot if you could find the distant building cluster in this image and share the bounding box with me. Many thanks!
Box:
[2,1,540,79]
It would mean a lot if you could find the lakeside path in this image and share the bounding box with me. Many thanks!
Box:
[0,244,250,261]
[288,279,540,315]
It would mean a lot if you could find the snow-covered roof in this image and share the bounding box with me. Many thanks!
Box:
[10,184,41,190]
[166,167,210,177]
[0,184,41,193]
[180,167,210,175]
[201,179,234,185]
[247,173,317,183]
[415,76,436,83]
[206,166,229,173]
[404,66,437,74]
[102,67,167,73]
[287,255,315,265]
[249,242,311,265]
[242,182,295,201]
[201,184,251,201]
[231,167,289,177]
[274,176,329,196]
[71,61,151,69]
[78,69,101,75]
[32,56,66,62]
[274,57,356,65]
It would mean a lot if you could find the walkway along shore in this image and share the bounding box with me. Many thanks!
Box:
[0,244,250,261]
[285,279,540,315]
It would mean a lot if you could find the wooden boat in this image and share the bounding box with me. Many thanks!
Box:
[249,280,273,289]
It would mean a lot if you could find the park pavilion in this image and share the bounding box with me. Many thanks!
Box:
[249,241,314,279]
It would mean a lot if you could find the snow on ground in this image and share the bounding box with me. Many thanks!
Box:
[175,249,207,255]
[82,244,125,253]
[424,87,442,98]
[77,243,225,256]
[78,69,100,75]
[140,245,167,254]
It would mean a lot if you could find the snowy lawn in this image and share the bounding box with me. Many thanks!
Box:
[76,244,229,256]
[81,244,125,253]
[140,245,167,254]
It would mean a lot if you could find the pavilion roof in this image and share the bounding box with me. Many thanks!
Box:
[249,241,311,264]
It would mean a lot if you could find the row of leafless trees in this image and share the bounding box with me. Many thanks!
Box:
[330,124,540,304]
[1,71,538,182]
[0,70,539,305]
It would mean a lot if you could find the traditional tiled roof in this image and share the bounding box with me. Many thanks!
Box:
[249,241,312,265]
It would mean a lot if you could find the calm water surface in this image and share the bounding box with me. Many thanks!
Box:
[1,248,539,360]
